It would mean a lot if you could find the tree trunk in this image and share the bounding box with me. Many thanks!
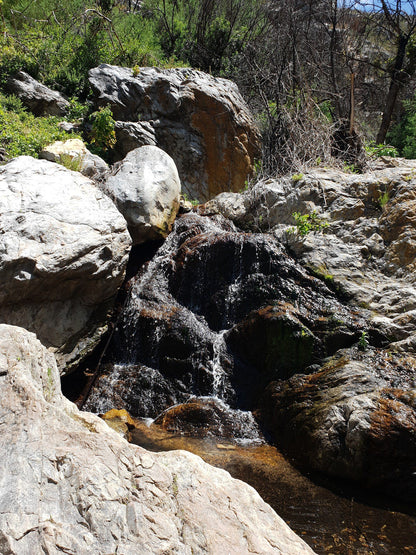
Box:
[376,34,408,144]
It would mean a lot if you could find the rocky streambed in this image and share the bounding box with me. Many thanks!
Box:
[2,64,416,553]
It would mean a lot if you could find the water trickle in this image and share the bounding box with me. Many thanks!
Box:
[209,330,228,399]
[85,211,365,436]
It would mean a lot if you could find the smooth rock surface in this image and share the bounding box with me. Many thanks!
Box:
[0,156,131,372]
[89,64,261,201]
[102,145,181,244]
[40,138,109,179]
[6,71,69,116]
[0,324,315,555]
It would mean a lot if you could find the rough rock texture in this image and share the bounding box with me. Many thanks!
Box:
[209,160,416,347]
[40,138,109,179]
[203,160,416,499]
[154,397,263,440]
[89,64,261,201]
[0,324,315,555]
[85,212,366,417]
[0,156,131,372]
[6,71,69,116]
[102,145,181,244]
[262,346,416,502]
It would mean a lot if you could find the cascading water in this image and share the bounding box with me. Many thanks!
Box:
[80,210,416,555]
[84,210,364,442]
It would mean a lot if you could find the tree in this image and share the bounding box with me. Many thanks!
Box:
[353,1,416,143]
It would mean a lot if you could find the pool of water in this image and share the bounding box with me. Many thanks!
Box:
[129,420,416,555]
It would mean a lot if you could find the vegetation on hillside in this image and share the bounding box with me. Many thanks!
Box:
[1,0,416,172]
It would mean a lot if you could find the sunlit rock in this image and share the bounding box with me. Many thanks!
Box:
[0,324,315,555]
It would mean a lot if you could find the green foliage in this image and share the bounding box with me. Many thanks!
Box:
[0,0,167,97]
[388,93,416,159]
[343,162,360,174]
[67,98,89,121]
[365,141,398,158]
[0,92,76,160]
[358,331,369,351]
[182,192,199,206]
[88,105,116,153]
[291,173,304,182]
[289,211,329,237]
[56,153,83,172]
[144,0,267,72]
[378,191,390,209]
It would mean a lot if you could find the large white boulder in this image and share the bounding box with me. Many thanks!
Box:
[102,145,181,244]
[0,156,131,372]
[0,324,315,555]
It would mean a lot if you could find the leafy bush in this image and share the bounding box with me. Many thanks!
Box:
[289,211,329,237]
[365,141,398,158]
[388,94,416,158]
[0,93,77,160]
[88,105,116,154]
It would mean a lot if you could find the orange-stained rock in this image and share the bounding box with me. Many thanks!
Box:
[261,346,416,502]
[102,408,138,439]
[89,65,261,201]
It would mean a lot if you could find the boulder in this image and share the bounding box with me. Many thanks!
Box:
[0,324,315,554]
[40,138,109,179]
[89,64,261,201]
[114,120,157,155]
[223,160,416,344]
[262,346,416,502]
[0,156,131,372]
[102,145,181,244]
[153,397,262,440]
[6,71,69,116]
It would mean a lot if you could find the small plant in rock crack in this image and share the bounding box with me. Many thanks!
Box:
[358,331,369,351]
[289,211,329,237]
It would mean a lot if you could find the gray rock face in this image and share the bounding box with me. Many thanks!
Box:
[215,161,416,346]
[114,120,157,156]
[6,71,69,116]
[0,156,131,372]
[206,161,416,499]
[89,64,261,201]
[102,145,181,244]
[40,138,109,180]
[0,324,315,555]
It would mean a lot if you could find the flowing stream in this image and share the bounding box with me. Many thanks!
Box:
[75,211,416,554]
[128,420,416,555]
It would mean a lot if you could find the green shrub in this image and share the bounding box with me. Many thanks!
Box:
[0,93,78,160]
[358,331,369,351]
[365,141,398,158]
[88,105,116,154]
[388,93,416,158]
[289,211,329,237]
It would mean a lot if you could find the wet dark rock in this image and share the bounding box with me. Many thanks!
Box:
[226,304,318,381]
[153,397,263,441]
[86,212,368,417]
[84,363,184,418]
[262,347,416,502]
